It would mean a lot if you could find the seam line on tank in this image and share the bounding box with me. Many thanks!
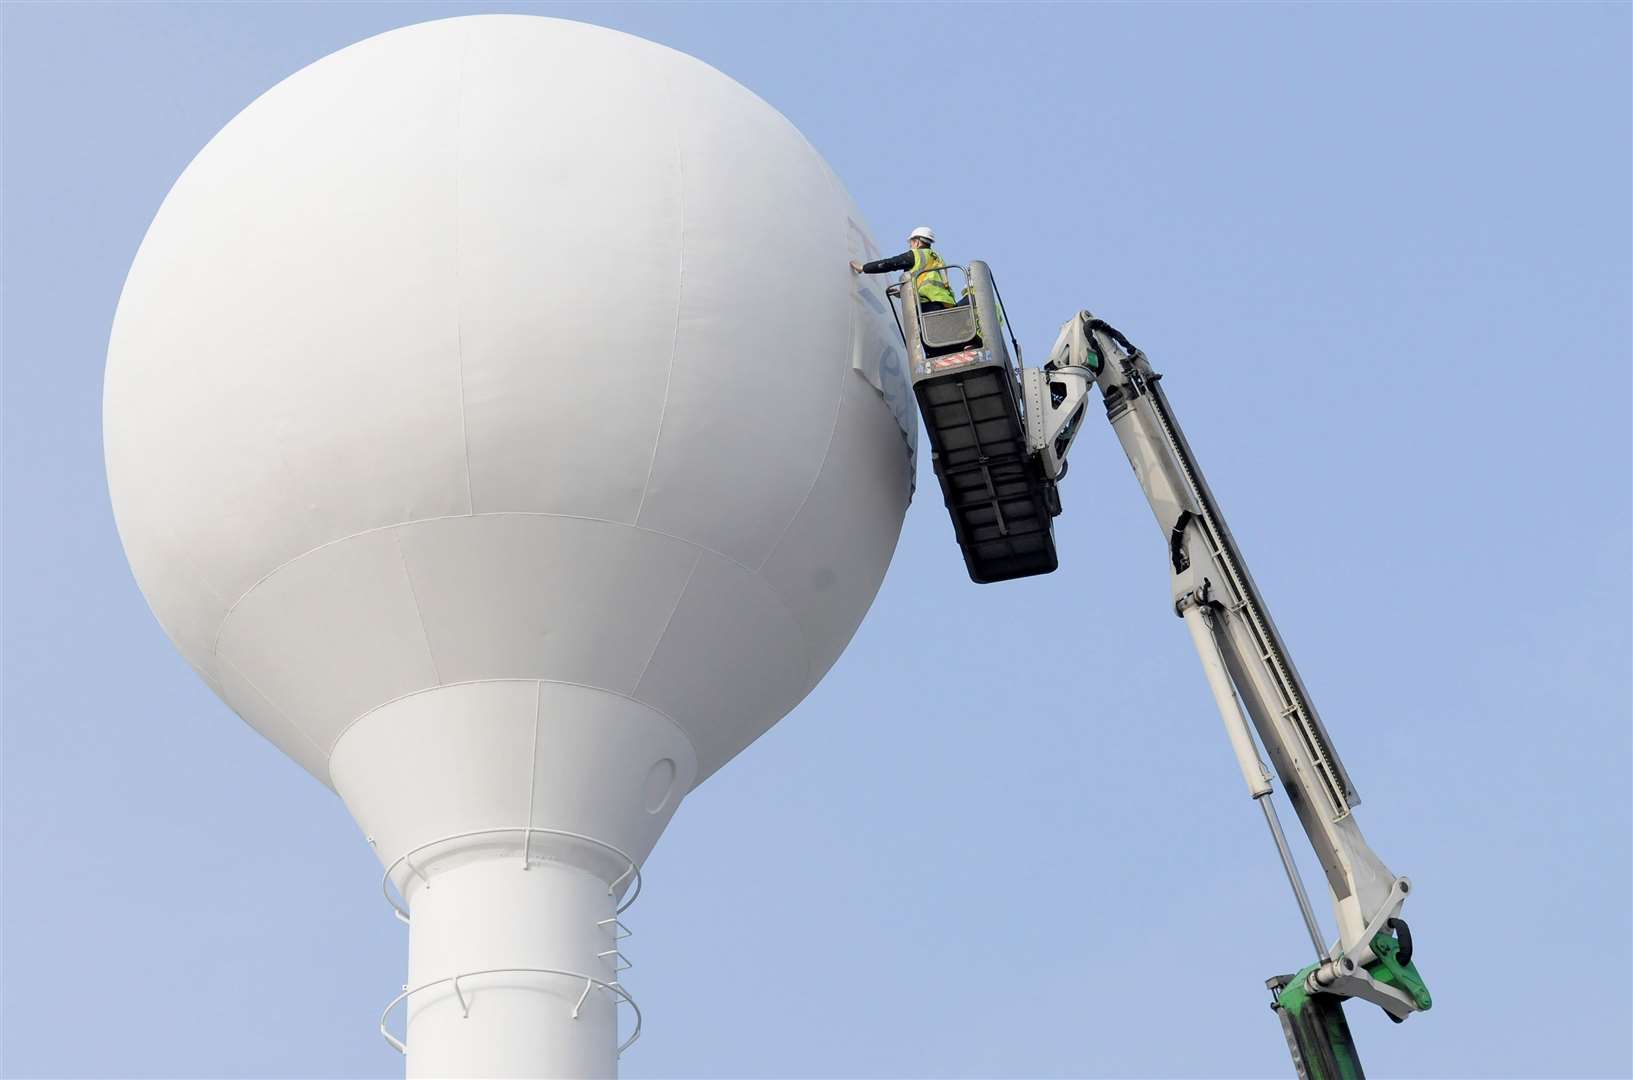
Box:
[325,677,702,777]
[394,530,443,684]
[629,548,703,695]
[184,550,236,692]
[210,513,751,656]
[211,511,760,661]
[754,281,855,575]
[755,147,865,577]
[209,514,816,731]
[215,652,333,786]
[527,681,543,828]
[453,26,475,514]
[634,122,686,526]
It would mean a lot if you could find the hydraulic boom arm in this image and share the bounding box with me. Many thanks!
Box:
[1039,313,1432,1073]
[1048,314,1405,961]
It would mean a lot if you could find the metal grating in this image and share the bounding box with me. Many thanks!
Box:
[915,363,1057,583]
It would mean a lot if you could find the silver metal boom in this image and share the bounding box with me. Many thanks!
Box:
[1039,312,1419,1018]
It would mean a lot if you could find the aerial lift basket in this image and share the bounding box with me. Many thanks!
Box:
[894,261,1061,583]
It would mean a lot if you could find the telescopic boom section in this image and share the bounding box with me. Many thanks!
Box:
[1046,312,1430,1025]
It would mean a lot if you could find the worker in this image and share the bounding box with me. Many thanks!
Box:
[850,226,958,310]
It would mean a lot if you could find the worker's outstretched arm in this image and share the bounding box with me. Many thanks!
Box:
[850,251,913,275]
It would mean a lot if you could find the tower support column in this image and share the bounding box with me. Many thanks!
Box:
[404,856,624,1079]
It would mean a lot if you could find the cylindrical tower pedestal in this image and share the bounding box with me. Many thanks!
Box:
[399,857,626,1078]
[336,681,677,1076]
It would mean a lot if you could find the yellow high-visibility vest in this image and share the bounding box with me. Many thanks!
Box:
[912,247,957,307]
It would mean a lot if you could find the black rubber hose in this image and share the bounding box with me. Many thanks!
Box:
[1386,916,1413,966]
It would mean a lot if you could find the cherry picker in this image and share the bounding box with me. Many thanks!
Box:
[889,262,1432,1078]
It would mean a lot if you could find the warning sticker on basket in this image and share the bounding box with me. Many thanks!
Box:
[921,348,990,376]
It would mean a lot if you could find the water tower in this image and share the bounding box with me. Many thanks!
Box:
[103,16,915,1077]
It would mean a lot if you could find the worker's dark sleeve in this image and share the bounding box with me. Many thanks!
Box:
[859,251,914,274]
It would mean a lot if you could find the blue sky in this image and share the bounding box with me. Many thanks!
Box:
[3,3,1629,1077]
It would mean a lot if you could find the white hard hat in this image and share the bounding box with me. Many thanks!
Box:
[909,226,935,244]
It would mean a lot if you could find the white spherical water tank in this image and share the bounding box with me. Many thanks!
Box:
[104,16,915,1077]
